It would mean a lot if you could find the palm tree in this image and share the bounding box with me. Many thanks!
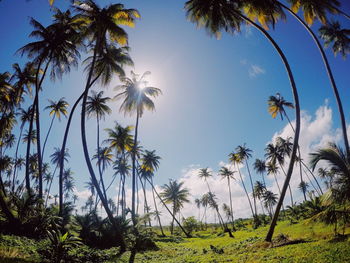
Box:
[263,190,278,219]
[18,10,81,198]
[86,90,111,200]
[114,71,161,221]
[254,181,267,215]
[42,98,68,160]
[319,21,350,58]
[235,144,258,219]
[195,198,201,222]
[298,181,309,201]
[229,152,255,219]
[160,180,190,235]
[253,159,266,187]
[279,1,350,157]
[73,2,138,244]
[140,150,164,235]
[201,193,210,228]
[11,62,36,106]
[198,167,212,192]
[266,161,281,194]
[219,166,236,230]
[113,156,130,218]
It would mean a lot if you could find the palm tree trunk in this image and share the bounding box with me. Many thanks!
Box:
[116,174,122,216]
[280,3,349,157]
[45,164,58,206]
[131,111,139,223]
[227,177,235,230]
[58,75,101,215]
[235,15,301,242]
[41,115,55,162]
[302,166,320,195]
[279,162,294,206]
[12,125,24,193]
[236,164,255,218]
[171,205,175,235]
[145,176,191,237]
[335,8,350,22]
[246,160,258,217]
[34,59,51,199]
[151,178,165,236]
[301,160,323,194]
[80,45,126,253]
[96,115,107,200]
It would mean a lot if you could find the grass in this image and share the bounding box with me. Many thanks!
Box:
[1,220,349,263]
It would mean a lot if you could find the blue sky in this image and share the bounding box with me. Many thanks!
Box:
[1,0,350,218]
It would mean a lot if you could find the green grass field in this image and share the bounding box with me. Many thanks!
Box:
[1,220,349,263]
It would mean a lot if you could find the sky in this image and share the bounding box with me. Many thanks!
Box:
[0,0,350,223]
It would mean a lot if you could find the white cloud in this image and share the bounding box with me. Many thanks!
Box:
[249,64,266,78]
[73,103,349,226]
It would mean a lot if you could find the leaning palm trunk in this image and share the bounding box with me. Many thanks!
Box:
[80,46,126,252]
[96,114,108,200]
[45,164,58,206]
[280,3,349,157]
[41,114,55,162]
[144,176,191,237]
[131,111,139,223]
[236,164,255,218]
[12,125,24,192]
[58,74,101,215]
[278,162,294,206]
[151,177,165,236]
[233,15,300,242]
[227,177,235,230]
[246,160,258,217]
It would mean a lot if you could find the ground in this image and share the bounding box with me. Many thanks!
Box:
[1,220,350,263]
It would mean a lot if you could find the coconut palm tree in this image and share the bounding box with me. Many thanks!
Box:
[266,161,281,194]
[10,62,36,105]
[140,150,164,235]
[198,167,212,192]
[219,166,236,230]
[319,21,350,58]
[229,152,255,219]
[160,180,190,235]
[114,71,161,220]
[86,90,111,200]
[18,10,82,198]
[235,144,258,219]
[42,98,68,160]
[253,159,267,187]
[298,181,309,201]
[195,198,201,222]
[200,193,210,228]
[263,190,278,219]
[254,181,267,215]
[278,1,350,157]
[73,2,138,243]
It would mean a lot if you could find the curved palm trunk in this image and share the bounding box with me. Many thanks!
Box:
[96,115,107,200]
[80,46,126,253]
[139,176,151,226]
[45,164,58,206]
[235,16,300,242]
[280,3,349,157]
[227,177,235,230]
[34,60,51,199]
[58,74,101,215]
[116,174,122,216]
[301,160,323,194]
[335,8,350,23]
[236,164,255,218]
[131,111,139,223]
[245,160,257,217]
[41,115,55,162]
[302,166,320,195]
[25,104,35,193]
[151,177,165,236]
[145,176,191,237]
[12,125,24,192]
[279,162,294,206]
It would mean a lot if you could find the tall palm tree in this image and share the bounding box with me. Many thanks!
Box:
[263,190,278,219]
[279,1,350,157]
[201,193,210,228]
[266,161,281,194]
[319,21,350,58]
[198,167,212,192]
[73,2,138,242]
[219,166,236,230]
[298,181,309,201]
[42,98,68,160]
[195,198,201,222]
[114,71,161,220]
[254,181,267,215]
[86,90,111,200]
[207,191,232,236]
[140,150,164,235]
[253,159,266,187]
[18,10,81,198]
[229,152,255,219]
[235,144,257,218]
[160,180,190,235]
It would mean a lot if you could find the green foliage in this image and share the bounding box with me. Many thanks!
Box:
[182,217,200,235]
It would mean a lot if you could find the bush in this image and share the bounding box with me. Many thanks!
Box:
[182,217,199,235]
